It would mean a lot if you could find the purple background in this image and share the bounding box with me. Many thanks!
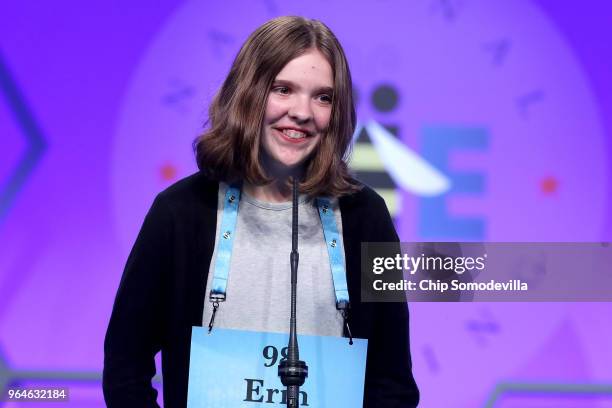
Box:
[1,1,611,407]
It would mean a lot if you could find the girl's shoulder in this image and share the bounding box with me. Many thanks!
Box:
[339,180,389,214]
[155,171,220,214]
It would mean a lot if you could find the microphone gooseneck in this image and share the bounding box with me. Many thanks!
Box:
[278,177,308,408]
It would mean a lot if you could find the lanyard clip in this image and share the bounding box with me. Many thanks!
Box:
[208,291,226,333]
[208,301,219,334]
[337,301,353,345]
[209,291,226,303]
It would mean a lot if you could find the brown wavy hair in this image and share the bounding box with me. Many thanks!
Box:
[193,16,360,197]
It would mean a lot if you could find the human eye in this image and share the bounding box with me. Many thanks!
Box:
[317,93,333,104]
[272,85,290,95]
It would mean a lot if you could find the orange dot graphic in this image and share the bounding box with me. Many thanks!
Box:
[540,176,558,194]
[160,163,178,181]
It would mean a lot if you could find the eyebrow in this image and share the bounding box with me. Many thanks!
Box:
[272,79,334,95]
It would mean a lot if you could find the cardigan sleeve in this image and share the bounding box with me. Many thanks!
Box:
[363,193,420,407]
[103,195,173,408]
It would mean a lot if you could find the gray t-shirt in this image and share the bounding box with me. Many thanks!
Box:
[202,183,345,337]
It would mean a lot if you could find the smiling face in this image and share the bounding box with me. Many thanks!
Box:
[261,48,334,170]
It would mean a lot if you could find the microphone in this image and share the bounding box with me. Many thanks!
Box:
[278,177,308,408]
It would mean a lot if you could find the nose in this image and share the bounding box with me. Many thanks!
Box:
[288,95,313,124]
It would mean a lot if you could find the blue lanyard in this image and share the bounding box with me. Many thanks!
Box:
[208,185,350,324]
[315,196,349,309]
[209,185,241,303]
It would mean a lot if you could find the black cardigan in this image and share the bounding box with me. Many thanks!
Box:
[103,172,419,407]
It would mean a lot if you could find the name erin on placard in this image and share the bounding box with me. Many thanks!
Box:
[243,379,308,406]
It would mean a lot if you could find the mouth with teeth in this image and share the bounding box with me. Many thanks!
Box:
[274,127,311,143]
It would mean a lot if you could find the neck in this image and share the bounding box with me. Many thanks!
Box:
[244,154,304,203]
[244,180,293,203]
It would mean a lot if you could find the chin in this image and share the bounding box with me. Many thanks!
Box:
[277,159,305,168]
[269,152,309,168]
